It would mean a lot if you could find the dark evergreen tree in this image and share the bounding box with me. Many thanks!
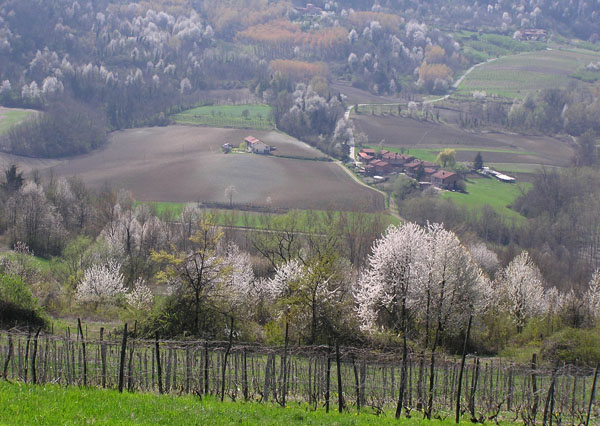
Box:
[473,152,484,170]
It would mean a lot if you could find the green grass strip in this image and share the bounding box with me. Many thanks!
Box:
[0,381,518,426]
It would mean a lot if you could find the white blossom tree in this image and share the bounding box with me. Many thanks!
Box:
[585,269,600,321]
[126,277,154,310]
[76,261,125,305]
[494,251,548,333]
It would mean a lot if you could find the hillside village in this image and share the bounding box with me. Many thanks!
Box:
[357,147,460,190]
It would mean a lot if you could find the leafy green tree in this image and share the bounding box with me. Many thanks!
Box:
[436,148,456,168]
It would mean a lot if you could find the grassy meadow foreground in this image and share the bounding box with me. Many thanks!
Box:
[0,382,515,426]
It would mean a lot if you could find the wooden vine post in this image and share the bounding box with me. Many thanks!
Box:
[221,316,234,402]
[118,323,128,393]
[325,346,332,413]
[31,327,42,385]
[336,340,344,413]
[155,332,163,394]
[2,334,13,380]
[77,318,87,386]
[100,327,106,388]
[456,314,473,424]
[586,363,599,426]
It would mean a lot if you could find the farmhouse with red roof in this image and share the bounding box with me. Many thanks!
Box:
[244,136,271,154]
[431,170,459,189]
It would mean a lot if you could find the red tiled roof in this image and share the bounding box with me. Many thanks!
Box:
[370,160,390,168]
[360,148,376,154]
[405,160,423,169]
[359,152,373,160]
[423,168,437,174]
[432,170,456,180]
[244,136,260,144]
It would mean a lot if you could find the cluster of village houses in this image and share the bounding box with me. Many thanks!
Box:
[357,148,460,190]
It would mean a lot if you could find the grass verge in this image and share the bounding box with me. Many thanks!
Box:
[0,381,516,426]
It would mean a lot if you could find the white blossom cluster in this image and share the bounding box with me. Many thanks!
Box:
[355,223,487,333]
[126,277,154,310]
[75,261,125,304]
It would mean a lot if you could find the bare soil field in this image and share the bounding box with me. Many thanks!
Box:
[28,125,382,212]
[352,114,575,167]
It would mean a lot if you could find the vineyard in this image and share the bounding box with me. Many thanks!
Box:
[1,327,598,425]
[454,48,600,99]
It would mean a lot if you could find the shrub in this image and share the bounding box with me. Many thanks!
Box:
[0,273,46,328]
[541,327,600,365]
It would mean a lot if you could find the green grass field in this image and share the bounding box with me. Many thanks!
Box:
[0,108,37,134]
[135,201,400,230]
[454,31,546,63]
[0,382,518,426]
[455,48,600,99]
[171,104,274,130]
[442,177,530,220]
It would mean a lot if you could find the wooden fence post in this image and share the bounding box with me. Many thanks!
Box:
[2,334,13,380]
[77,319,87,387]
[155,332,163,394]
[543,363,559,426]
[203,341,209,395]
[24,327,31,382]
[531,354,539,422]
[127,321,137,392]
[100,328,106,388]
[336,340,344,413]
[31,327,42,385]
[118,323,128,393]
[469,357,480,421]
[352,354,360,414]
[325,347,331,413]
[221,316,234,402]
[281,322,289,407]
[586,364,599,426]
[456,315,473,424]
[242,348,248,401]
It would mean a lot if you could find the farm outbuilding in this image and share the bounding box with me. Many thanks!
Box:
[244,136,271,154]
